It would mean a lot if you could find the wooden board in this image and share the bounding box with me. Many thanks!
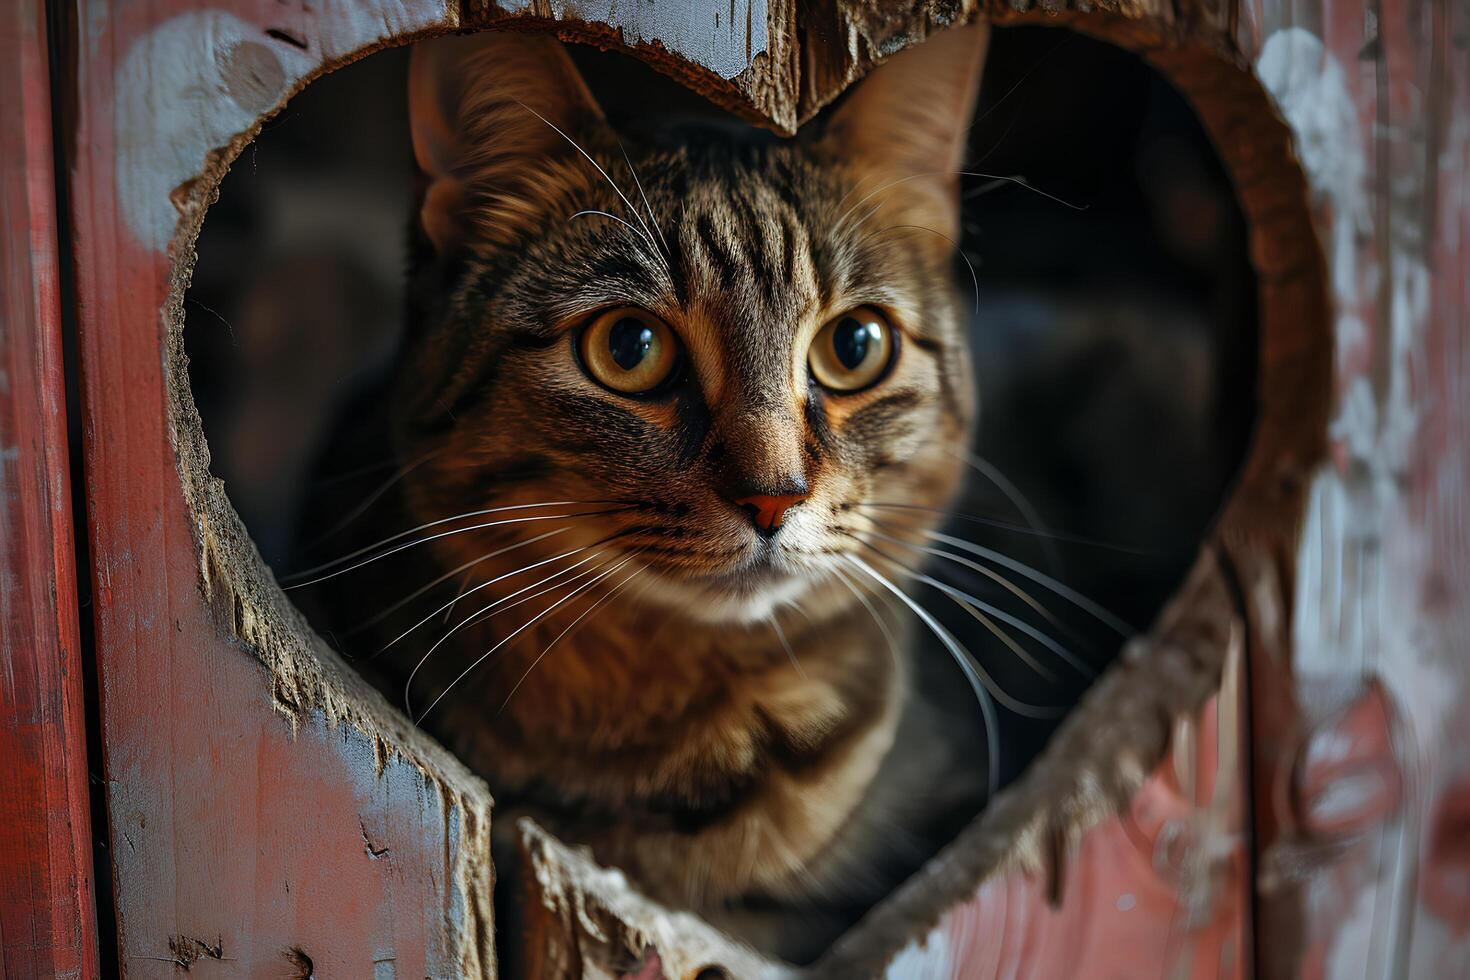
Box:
[1241,0,1470,975]
[60,2,498,976]
[0,1,102,976]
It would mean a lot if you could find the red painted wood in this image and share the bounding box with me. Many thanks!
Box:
[1241,0,1470,974]
[61,2,494,976]
[879,662,1249,979]
[0,1,102,977]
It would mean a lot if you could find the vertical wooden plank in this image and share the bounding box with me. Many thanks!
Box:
[1247,0,1470,975]
[61,2,498,976]
[0,0,102,977]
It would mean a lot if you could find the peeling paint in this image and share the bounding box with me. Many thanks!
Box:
[496,0,769,80]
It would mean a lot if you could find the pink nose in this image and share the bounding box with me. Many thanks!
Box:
[732,493,809,535]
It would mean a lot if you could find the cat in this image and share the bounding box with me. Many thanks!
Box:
[305,23,993,965]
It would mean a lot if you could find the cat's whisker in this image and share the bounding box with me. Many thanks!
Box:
[836,169,1086,234]
[616,138,671,260]
[860,541,1091,680]
[923,527,1134,636]
[863,528,1072,640]
[946,448,1060,571]
[348,526,574,637]
[283,504,635,588]
[402,549,623,717]
[857,502,1141,552]
[960,177,1010,200]
[870,549,1093,687]
[443,553,623,654]
[443,567,476,625]
[768,614,805,679]
[844,555,1001,798]
[512,99,665,266]
[380,537,615,652]
[285,498,633,580]
[415,551,644,723]
[851,553,1071,717]
[829,564,901,672]
[498,561,648,713]
[569,210,658,254]
[872,223,980,316]
[305,448,443,547]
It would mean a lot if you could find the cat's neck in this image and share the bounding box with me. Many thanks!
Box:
[418,590,900,811]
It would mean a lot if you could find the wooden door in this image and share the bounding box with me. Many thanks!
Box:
[2,0,1465,977]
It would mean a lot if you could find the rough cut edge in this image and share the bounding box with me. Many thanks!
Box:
[520,820,795,979]
[465,2,802,133]
[786,0,1240,131]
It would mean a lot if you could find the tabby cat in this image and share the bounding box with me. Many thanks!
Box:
[314,23,993,964]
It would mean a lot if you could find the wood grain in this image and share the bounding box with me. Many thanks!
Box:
[62,1,498,976]
[1242,0,1470,975]
[0,1,101,976]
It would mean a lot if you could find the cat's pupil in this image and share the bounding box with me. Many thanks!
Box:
[608,318,654,370]
[834,317,876,370]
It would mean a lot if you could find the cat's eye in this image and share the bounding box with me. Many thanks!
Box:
[808,307,896,392]
[577,308,682,395]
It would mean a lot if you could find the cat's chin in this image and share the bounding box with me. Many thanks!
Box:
[639,563,820,625]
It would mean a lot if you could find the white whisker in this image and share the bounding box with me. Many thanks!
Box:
[949,448,1059,571]
[866,530,1070,638]
[871,548,1092,680]
[837,170,1085,234]
[569,209,655,250]
[926,529,1133,636]
[874,224,980,315]
[768,614,805,679]
[382,540,607,652]
[283,499,629,582]
[285,507,630,589]
[499,562,647,712]
[845,555,1001,797]
[351,526,573,636]
[513,99,665,266]
[617,138,670,258]
[415,551,643,723]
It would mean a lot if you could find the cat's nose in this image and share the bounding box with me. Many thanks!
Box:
[729,487,809,537]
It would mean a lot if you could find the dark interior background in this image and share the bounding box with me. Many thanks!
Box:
[185,27,1256,792]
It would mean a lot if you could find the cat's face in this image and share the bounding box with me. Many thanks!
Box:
[396,28,987,623]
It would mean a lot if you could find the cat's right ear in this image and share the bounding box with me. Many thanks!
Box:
[409,32,605,253]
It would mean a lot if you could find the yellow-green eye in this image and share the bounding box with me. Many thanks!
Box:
[577,308,681,395]
[809,307,895,392]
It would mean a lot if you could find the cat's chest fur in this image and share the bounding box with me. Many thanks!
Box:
[413,601,905,902]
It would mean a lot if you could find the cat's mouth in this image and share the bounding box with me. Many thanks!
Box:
[634,537,843,624]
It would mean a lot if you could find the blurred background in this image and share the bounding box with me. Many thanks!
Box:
[185,26,1257,791]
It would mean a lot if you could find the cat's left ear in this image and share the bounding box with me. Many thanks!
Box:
[819,22,991,238]
[409,31,607,254]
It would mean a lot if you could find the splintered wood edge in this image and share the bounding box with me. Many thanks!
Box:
[518,819,792,979]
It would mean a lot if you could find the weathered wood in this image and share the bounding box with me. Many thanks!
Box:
[63,2,498,976]
[0,1,102,976]
[1243,0,1470,975]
